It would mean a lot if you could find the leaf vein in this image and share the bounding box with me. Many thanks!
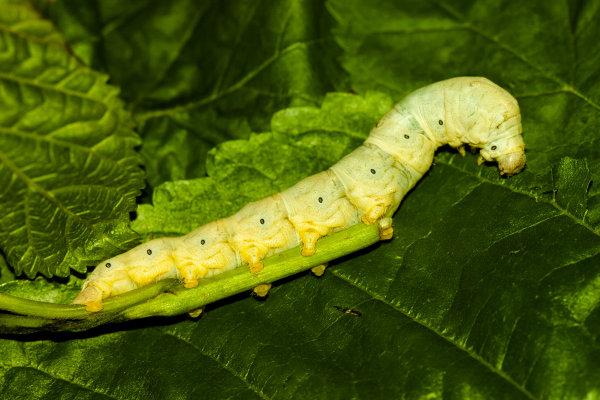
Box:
[438,161,599,238]
[331,271,537,400]
[0,71,105,105]
[0,127,101,157]
[136,38,324,123]
[8,365,117,399]
[161,332,270,400]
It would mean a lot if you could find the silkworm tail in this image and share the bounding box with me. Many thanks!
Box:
[73,285,104,312]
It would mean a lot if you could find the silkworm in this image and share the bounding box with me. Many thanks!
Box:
[74,77,526,312]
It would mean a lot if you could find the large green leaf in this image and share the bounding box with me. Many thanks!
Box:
[42,0,348,187]
[2,1,600,399]
[325,1,600,398]
[0,0,144,277]
[136,94,600,399]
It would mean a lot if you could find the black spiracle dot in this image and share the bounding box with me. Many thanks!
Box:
[105,262,111,269]
[404,134,410,139]
[438,119,444,125]
[146,249,152,255]
[318,197,323,203]
[370,168,376,175]
[260,218,265,225]
[200,239,206,245]
[491,145,497,150]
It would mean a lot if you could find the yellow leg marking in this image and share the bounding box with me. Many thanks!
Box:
[458,146,466,156]
[253,283,271,298]
[301,247,315,257]
[177,262,207,289]
[128,267,160,286]
[85,301,103,313]
[239,245,268,273]
[378,218,394,240]
[361,206,386,225]
[379,227,393,240]
[188,308,204,318]
[249,261,264,274]
[300,230,321,256]
[184,279,199,289]
[311,264,327,277]
[361,214,380,225]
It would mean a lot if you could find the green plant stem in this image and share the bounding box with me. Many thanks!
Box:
[0,223,381,332]
[0,293,88,319]
[0,279,177,319]
[0,313,54,330]
[121,223,381,320]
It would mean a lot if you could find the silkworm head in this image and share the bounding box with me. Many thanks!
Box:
[459,78,526,176]
[479,133,526,176]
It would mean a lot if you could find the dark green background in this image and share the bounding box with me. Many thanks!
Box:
[1,0,599,398]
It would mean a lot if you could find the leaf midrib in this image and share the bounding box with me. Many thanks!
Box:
[0,127,102,156]
[0,71,104,105]
[0,149,82,222]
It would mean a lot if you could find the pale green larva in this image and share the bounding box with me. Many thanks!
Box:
[74,77,526,312]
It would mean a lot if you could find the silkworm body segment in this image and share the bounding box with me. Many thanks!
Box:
[74,77,525,312]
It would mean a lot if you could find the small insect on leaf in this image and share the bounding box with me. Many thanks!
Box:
[333,305,362,317]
